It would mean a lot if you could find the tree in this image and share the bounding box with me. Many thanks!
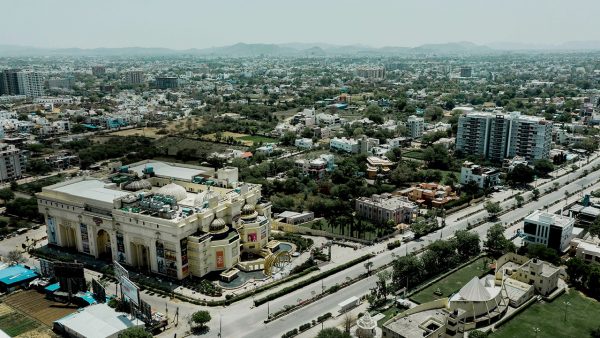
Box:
[454,230,480,259]
[0,189,14,202]
[392,255,422,291]
[364,261,373,276]
[532,188,540,201]
[374,270,391,301]
[316,327,351,338]
[589,219,600,238]
[343,313,355,333]
[484,201,502,219]
[423,144,450,170]
[280,132,296,146]
[590,326,600,338]
[523,244,560,265]
[533,159,554,177]
[515,194,524,207]
[484,224,515,257]
[566,257,589,287]
[189,310,211,330]
[468,330,488,338]
[118,327,152,338]
[6,250,26,265]
[506,164,535,187]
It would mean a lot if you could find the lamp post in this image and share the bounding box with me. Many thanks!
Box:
[563,301,571,322]
[533,327,540,338]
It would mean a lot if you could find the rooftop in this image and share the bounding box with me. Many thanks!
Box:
[52,179,130,203]
[384,308,446,338]
[54,303,143,338]
[525,210,575,229]
[129,161,211,182]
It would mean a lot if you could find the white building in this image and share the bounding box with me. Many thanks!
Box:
[330,137,358,153]
[0,144,26,182]
[407,115,424,138]
[36,160,273,280]
[17,71,45,98]
[460,161,500,189]
[294,138,313,149]
[523,210,574,252]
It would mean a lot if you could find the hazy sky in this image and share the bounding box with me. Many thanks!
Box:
[3,0,600,49]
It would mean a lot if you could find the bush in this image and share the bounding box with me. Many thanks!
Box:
[299,323,311,331]
[317,312,332,322]
[387,240,401,250]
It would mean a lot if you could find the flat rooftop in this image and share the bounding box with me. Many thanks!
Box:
[525,210,574,228]
[384,308,446,338]
[129,161,209,181]
[53,179,130,203]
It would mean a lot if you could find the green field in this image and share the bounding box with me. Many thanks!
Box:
[492,292,600,338]
[403,150,425,160]
[237,135,278,144]
[410,257,490,304]
[0,312,40,337]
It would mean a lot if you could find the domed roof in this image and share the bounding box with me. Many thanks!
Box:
[242,204,256,215]
[157,183,187,201]
[123,179,152,191]
[209,217,227,233]
[357,312,376,330]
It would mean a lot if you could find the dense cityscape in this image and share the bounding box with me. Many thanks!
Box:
[1,2,600,338]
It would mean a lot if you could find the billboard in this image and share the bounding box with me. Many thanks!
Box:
[116,232,126,263]
[54,262,86,294]
[120,276,140,306]
[39,259,54,278]
[47,217,57,245]
[180,238,189,278]
[91,279,106,303]
[80,223,90,254]
[140,299,152,323]
[216,250,224,268]
[113,261,129,281]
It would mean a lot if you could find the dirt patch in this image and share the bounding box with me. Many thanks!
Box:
[4,290,78,327]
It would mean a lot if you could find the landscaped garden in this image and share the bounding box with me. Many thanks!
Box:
[492,291,600,338]
[410,256,491,304]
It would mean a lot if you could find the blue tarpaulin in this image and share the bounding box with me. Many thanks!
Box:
[0,265,38,286]
[45,282,60,293]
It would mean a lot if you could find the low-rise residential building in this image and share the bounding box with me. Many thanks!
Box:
[459,161,500,189]
[495,253,560,297]
[294,138,313,149]
[399,183,458,208]
[523,210,574,252]
[294,154,335,179]
[276,211,314,225]
[355,193,418,225]
[366,156,394,179]
[570,237,600,264]
[330,137,358,153]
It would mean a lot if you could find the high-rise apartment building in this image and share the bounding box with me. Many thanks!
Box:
[17,71,45,98]
[155,77,178,89]
[407,115,424,139]
[456,112,552,161]
[124,70,144,85]
[0,69,21,95]
[460,66,473,78]
[0,144,26,182]
[91,66,106,76]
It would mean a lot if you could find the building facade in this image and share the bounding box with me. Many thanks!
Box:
[0,143,26,182]
[36,161,273,280]
[17,71,45,98]
[355,193,418,225]
[155,77,179,89]
[456,112,552,161]
[125,71,144,85]
[460,161,500,189]
[523,210,574,252]
[407,115,424,139]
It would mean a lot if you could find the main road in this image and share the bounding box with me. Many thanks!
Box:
[152,155,600,338]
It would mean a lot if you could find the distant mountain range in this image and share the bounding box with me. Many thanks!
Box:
[2,40,600,57]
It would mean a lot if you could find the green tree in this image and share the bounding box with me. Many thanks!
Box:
[423,144,450,170]
[6,250,26,265]
[506,164,535,187]
[590,326,600,338]
[515,194,524,207]
[484,201,502,219]
[118,327,152,338]
[316,327,351,338]
[566,257,589,287]
[190,310,211,330]
[532,188,540,201]
[589,219,600,238]
[484,224,515,257]
[392,255,422,291]
[468,330,488,338]
[0,189,15,202]
[454,230,481,259]
[533,159,554,177]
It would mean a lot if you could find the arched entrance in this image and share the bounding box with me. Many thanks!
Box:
[97,229,112,260]
[59,224,77,249]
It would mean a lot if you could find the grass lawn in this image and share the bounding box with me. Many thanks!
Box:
[410,257,491,304]
[376,306,405,327]
[403,150,425,160]
[0,312,40,336]
[237,135,278,144]
[492,291,600,338]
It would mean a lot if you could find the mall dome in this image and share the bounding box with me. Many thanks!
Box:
[123,179,152,191]
[209,217,227,233]
[157,183,188,201]
[241,203,258,220]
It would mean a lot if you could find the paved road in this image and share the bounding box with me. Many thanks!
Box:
[154,154,600,338]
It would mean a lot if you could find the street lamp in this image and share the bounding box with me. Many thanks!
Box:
[533,327,540,338]
[563,301,571,322]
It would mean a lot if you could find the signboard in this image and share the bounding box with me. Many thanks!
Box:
[54,262,86,294]
[120,276,140,305]
[180,238,188,278]
[260,226,267,240]
[140,299,152,323]
[248,232,257,242]
[116,232,126,262]
[113,261,129,281]
[91,279,106,303]
[80,223,90,254]
[47,217,57,245]
[39,259,54,278]
[216,250,224,269]
[156,241,166,274]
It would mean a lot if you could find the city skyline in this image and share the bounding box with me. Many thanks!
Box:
[3,0,600,50]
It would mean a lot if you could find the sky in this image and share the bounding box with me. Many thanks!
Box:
[2,0,600,49]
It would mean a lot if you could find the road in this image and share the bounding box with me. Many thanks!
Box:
[155,154,600,338]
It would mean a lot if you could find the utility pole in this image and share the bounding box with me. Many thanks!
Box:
[267,301,270,319]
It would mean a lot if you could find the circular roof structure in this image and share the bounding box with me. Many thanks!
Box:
[209,217,227,233]
[123,179,152,191]
[357,312,376,331]
[242,204,256,215]
[157,183,187,201]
